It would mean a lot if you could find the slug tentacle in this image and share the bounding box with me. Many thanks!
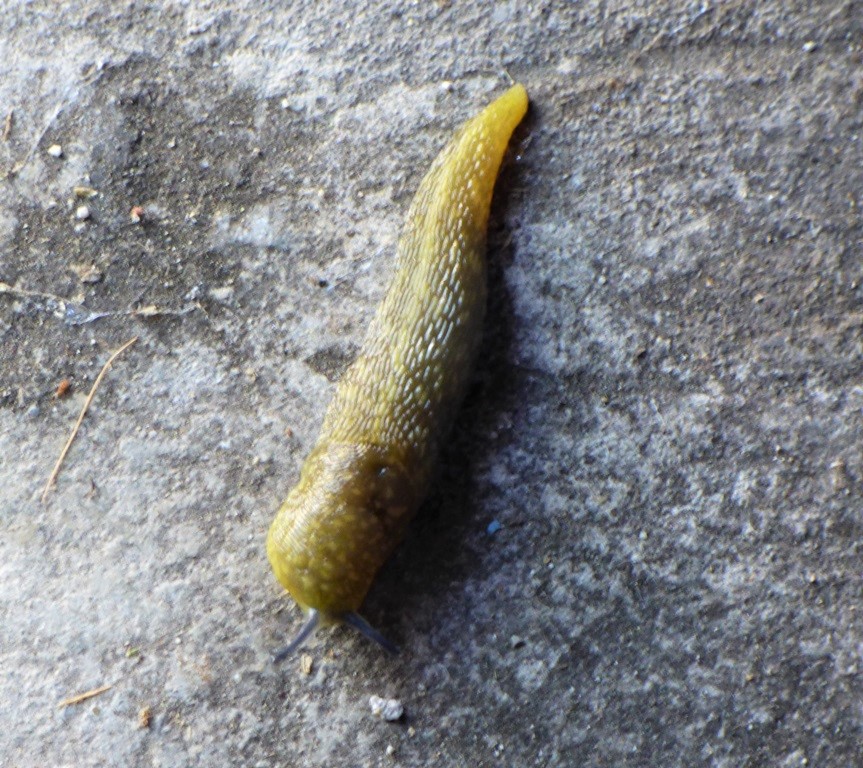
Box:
[272,609,320,664]
[267,84,529,657]
[342,612,400,655]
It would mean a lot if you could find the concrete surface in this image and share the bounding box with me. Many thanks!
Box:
[2,1,862,766]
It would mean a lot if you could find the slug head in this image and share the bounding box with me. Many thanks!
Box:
[267,441,419,620]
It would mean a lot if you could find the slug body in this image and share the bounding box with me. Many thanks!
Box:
[267,84,528,655]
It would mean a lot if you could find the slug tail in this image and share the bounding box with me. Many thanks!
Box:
[342,612,400,655]
[272,608,320,663]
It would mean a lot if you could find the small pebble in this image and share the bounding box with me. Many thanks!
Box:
[138,706,152,729]
[487,519,502,535]
[47,144,63,158]
[300,654,313,676]
[369,695,404,722]
[75,205,90,221]
[26,404,40,418]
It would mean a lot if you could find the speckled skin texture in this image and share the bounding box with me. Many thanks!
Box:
[267,84,528,619]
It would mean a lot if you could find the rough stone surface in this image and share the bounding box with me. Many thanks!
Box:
[2,2,862,766]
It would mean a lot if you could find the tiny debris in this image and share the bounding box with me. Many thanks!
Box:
[128,303,200,321]
[75,205,91,221]
[252,452,271,466]
[300,654,313,675]
[73,185,99,199]
[385,744,396,757]
[2,111,12,141]
[57,683,112,708]
[69,262,103,284]
[830,458,848,492]
[138,706,152,729]
[134,305,161,317]
[130,205,145,223]
[369,695,404,722]
[487,519,502,535]
[54,379,72,399]
[509,635,526,649]
[47,143,63,158]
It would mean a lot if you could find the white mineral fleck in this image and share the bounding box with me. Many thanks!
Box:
[369,695,404,722]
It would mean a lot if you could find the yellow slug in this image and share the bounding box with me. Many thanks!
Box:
[267,83,529,658]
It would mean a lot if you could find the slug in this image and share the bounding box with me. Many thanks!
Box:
[267,83,529,659]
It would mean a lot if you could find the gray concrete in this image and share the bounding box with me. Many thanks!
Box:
[2,1,862,766]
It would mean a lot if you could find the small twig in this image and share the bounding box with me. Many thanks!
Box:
[0,282,200,325]
[41,336,138,502]
[0,280,69,304]
[2,110,12,141]
[8,62,110,176]
[57,683,112,708]
[9,98,67,176]
[132,304,200,319]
